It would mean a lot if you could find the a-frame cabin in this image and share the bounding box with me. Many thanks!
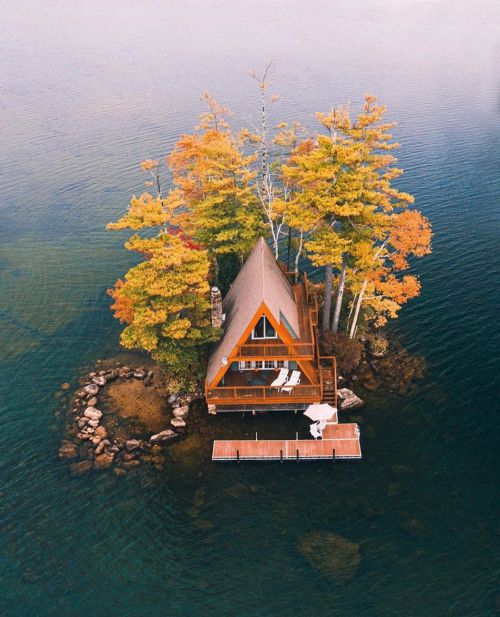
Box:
[205,237,337,413]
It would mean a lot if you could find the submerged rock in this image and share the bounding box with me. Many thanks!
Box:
[58,442,78,460]
[93,452,115,470]
[299,531,361,582]
[337,388,364,411]
[70,460,93,476]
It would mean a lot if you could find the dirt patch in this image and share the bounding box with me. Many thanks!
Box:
[106,379,169,433]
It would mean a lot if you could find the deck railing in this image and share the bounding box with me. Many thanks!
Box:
[237,342,315,358]
[206,383,322,404]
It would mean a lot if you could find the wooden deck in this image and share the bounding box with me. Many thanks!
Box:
[212,423,361,462]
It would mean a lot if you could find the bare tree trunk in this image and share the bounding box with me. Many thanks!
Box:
[287,227,292,272]
[322,263,333,334]
[331,260,347,334]
[294,230,304,282]
[346,291,358,334]
[349,278,368,339]
[212,254,220,286]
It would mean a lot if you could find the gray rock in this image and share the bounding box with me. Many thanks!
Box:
[173,405,189,418]
[144,371,154,386]
[133,369,146,379]
[78,418,88,428]
[83,384,99,396]
[92,376,107,386]
[171,417,186,429]
[337,388,365,411]
[125,439,140,451]
[167,394,177,404]
[84,407,103,421]
[150,429,178,443]
[94,426,107,439]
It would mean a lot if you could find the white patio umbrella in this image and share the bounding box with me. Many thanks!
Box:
[304,403,338,422]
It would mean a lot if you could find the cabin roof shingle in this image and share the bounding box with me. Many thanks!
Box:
[206,237,300,385]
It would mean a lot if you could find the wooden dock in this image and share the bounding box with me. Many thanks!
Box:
[212,422,361,462]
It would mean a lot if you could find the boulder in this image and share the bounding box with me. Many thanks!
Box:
[144,371,154,386]
[93,451,115,470]
[95,439,111,455]
[87,418,99,428]
[337,388,364,411]
[173,405,189,418]
[77,418,88,428]
[91,436,102,446]
[94,426,107,439]
[167,394,177,405]
[87,396,98,407]
[92,376,107,387]
[58,443,78,459]
[133,369,146,379]
[75,390,86,399]
[121,452,136,462]
[70,460,93,476]
[113,467,127,477]
[150,429,178,443]
[207,404,217,415]
[84,407,103,421]
[125,439,140,451]
[119,366,131,376]
[171,417,186,429]
[83,384,99,396]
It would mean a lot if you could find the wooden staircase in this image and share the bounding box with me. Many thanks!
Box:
[320,361,337,405]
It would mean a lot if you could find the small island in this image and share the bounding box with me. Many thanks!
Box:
[61,79,432,471]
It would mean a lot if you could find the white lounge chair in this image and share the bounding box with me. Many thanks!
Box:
[310,421,321,439]
[281,370,301,393]
[270,368,289,388]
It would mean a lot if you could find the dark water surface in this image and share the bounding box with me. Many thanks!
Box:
[1,2,499,615]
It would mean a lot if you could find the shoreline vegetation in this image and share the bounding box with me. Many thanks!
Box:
[106,72,432,393]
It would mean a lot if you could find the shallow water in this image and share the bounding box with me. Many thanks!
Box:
[1,1,499,615]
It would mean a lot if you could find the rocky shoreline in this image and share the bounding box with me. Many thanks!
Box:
[58,361,202,477]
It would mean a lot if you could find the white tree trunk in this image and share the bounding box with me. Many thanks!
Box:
[322,264,333,334]
[331,261,347,334]
[349,278,368,338]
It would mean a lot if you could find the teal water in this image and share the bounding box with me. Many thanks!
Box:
[1,1,499,615]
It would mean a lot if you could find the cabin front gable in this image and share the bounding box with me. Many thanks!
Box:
[208,302,291,389]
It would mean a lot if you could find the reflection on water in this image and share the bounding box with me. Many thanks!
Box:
[1,1,499,615]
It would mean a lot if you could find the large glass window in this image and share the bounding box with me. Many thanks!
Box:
[252,316,277,339]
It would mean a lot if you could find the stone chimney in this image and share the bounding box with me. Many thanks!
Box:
[210,287,223,329]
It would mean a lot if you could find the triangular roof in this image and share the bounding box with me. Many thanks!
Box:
[206,237,300,385]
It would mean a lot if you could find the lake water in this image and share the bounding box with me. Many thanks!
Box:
[1,1,499,615]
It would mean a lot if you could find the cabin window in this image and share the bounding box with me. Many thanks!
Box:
[238,360,288,370]
[251,316,277,339]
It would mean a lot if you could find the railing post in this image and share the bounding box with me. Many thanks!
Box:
[237,449,240,463]
[296,449,300,463]
[332,448,336,461]
[280,449,283,463]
